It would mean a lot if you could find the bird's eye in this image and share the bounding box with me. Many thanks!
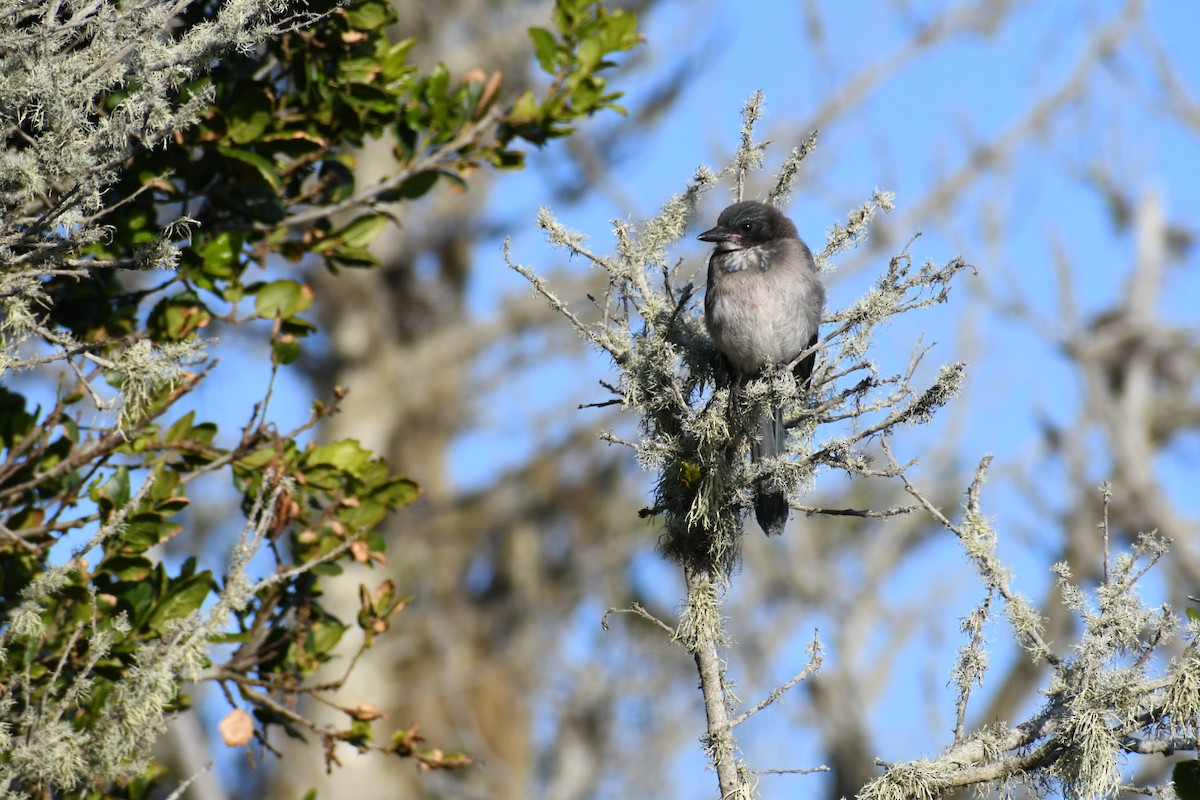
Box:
[741,222,753,232]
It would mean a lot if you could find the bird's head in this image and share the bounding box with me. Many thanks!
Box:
[698,201,799,251]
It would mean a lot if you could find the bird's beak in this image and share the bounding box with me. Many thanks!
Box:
[698,226,736,243]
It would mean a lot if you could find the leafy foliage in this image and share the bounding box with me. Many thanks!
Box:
[0,0,639,796]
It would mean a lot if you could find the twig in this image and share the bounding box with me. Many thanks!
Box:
[601,602,676,637]
[506,241,614,356]
[682,564,743,798]
[752,765,830,776]
[598,431,639,449]
[579,398,623,410]
[731,629,822,727]
[160,760,215,800]
[793,503,918,519]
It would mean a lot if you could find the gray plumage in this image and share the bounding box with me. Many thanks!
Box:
[700,201,824,536]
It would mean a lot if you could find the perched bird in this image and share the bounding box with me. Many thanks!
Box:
[700,200,824,536]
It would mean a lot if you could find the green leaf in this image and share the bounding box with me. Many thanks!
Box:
[254,279,313,319]
[100,554,154,582]
[553,0,585,32]
[201,231,242,276]
[237,448,279,471]
[144,572,216,633]
[166,411,198,443]
[489,149,526,170]
[148,293,213,340]
[121,512,184,553]
[155,496,190,513]
[528,27,559,73]
[1188,607,1200,624]
[339,214,389,248]
[306,618,348,658]
[381,38,417,81]
[344,0,393,30]
[377,477,420,509]
[510,89,540,120]
[424,63,450,104]
[378,171,438,202]
[329,245,379,270]
[119,579,156,628]
[576,36,604,74]
[148,468,183,504]
[340,477,420,529]
[310,561,344,577]
[365,530,389,558]
[345,81,400,114]
[92,467,131,517]
[225,90,273,144]
[312,214,389,255]
[216,146,281,189]
[281,316,317,337]
[571,74,604,113]
[189,422,218,446]
[303,439,372,471]
[56,416,79,445]
[271,336,301,365]
[339,57,382,84]
[602,9,640,50]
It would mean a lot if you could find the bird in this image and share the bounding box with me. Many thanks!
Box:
[700,200,824,536]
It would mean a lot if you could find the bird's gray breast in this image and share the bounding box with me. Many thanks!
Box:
[706,243,820,373]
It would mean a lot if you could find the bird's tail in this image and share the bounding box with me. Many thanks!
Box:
[750,404,788,536]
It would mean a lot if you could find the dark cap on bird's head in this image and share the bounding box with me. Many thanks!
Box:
[698,200,800,249]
